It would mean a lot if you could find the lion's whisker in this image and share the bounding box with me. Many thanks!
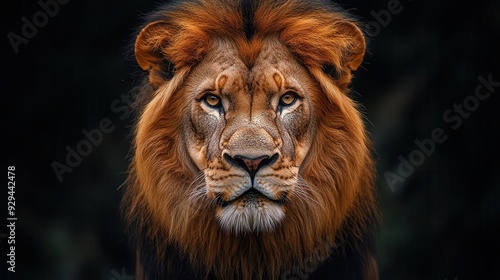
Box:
[188,171,207,203]
[292,176,327,211]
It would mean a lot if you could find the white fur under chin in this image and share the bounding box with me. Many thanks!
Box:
[216,202,285,234]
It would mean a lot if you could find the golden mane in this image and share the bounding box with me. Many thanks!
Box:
[123,1,378,279]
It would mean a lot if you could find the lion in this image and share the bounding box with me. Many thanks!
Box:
[122,0,379,279]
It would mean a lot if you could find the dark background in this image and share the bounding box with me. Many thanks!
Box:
[1,0,499,279]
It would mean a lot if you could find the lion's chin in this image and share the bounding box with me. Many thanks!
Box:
[216,200,285,234]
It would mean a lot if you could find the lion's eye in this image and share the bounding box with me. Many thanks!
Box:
[203,94,222,108]
[279,92,298,107]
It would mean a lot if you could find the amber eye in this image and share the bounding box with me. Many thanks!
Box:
[203,94,222,108]
[279,92,298,106]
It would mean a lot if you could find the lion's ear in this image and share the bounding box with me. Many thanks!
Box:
[318,21,366,83]
[135,21,170,72]
[279,18,366,89]
[134,18,210,87]
[340,21,366,72]
[135,21,175,87]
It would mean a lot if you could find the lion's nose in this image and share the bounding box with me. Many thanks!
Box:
[224,153,278,180]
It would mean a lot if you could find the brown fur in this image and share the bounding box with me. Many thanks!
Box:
[123,1,378,279]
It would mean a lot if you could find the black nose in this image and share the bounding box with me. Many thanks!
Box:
[224,153,278,180]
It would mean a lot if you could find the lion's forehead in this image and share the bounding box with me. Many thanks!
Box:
[197,37,305,101]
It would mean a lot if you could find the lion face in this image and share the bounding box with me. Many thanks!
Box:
[184,38,317,233]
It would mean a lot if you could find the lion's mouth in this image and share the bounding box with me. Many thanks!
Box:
[215,188,288,233]
[216,188,288,207]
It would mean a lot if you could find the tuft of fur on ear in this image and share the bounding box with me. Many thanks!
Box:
[135,17,212,88]
[134,21,174,87]
[134,0,246,88]
[252,0,366,91]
